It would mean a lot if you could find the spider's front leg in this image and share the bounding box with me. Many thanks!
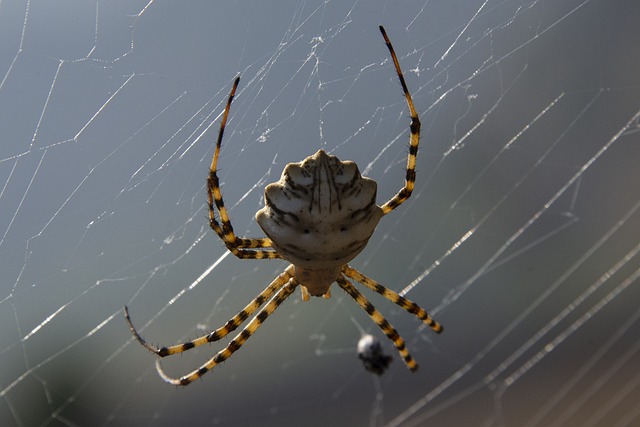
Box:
[207,76,281,260]
[378,26,422,215]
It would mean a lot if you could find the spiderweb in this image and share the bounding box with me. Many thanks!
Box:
[1,0,639,426]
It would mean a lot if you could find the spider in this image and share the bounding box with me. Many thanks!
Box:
[124,26,443,386]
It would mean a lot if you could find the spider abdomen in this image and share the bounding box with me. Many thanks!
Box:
[256,149,383,275]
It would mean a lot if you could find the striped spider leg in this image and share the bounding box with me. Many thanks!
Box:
[378,25,421,215]
[125,266,298,386]
[341,266,442,371]
[207,76,282,260]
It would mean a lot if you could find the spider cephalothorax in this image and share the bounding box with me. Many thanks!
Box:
[125,26,443,386]
[257,149,383,296]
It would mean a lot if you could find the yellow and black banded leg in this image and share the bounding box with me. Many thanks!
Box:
[343,266,443,333]
[155,279,298,386]
[378,26,422,215]
[207,76,281,259]
[124,265,295,357]
[337,275,418,371]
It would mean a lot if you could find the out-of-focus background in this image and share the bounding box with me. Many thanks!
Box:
[1,1,639,426]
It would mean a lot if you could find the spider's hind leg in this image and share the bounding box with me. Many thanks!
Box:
[343,266,443,333]
[157,277,298,385]
[124,265,295,358]
[337,275,419,371]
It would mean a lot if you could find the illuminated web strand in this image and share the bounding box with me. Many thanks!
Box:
[387,108,640,427]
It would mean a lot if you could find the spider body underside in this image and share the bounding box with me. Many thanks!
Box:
[125,26,443,386]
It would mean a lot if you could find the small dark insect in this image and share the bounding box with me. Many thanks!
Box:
[358,334,393,375]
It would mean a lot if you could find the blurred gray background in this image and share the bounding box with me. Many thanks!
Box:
[1,1,639,426]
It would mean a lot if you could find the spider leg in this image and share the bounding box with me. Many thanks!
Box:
[337,275,418,371]
[124,265,295,357]
[343,266,443,333]
[155,278,298,386]
[208,76,281,259]
[378,26,422,215]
